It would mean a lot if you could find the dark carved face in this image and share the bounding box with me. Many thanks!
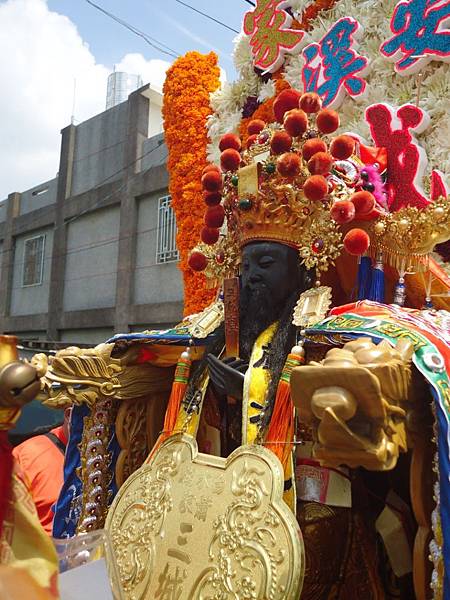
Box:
[240,242,307,308]
[239,241,311,359]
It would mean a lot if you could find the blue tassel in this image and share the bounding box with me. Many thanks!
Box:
[368,255,385,303]
[357,255,372,300]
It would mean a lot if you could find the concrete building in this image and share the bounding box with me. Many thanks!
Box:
[0,84,184,347]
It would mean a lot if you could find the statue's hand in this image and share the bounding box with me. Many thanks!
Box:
[207,354,248,402]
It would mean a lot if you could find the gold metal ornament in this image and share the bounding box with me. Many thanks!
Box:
[187,299,225,339]
[293,286,332,328]
[369,195,450,271]
[105,434,304,600]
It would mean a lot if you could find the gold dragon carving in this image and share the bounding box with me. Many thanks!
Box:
[291,336,416,470]
[34,344,173,532]
[105,434,304,600]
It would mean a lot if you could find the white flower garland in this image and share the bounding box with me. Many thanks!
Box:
[206,0,449,186]
[283,0,450,184]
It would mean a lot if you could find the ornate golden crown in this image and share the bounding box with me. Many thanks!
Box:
[189,88,450,288]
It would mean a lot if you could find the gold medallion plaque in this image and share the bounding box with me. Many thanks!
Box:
[105,434,304,600]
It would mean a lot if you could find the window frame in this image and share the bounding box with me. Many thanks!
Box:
[22,233,46,287]
[156,195,179,264]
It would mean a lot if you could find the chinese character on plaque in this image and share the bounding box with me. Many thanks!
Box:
[301,17,370,109]
[365,102,439,211]
[380,0,450,75]
[243,0,305,73]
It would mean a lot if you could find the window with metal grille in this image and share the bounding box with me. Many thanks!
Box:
[156,196,179,263]
[22,234,45,286]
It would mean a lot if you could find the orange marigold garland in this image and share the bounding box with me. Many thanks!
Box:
[163,52,221,315]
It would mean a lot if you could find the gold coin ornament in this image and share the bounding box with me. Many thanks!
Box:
[105,434,304,600]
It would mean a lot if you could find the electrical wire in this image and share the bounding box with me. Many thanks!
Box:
[84,0,179,59]
[171,0,239,34]
[243,0,256,5]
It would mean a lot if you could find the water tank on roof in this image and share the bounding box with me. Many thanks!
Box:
[106,71,143,109]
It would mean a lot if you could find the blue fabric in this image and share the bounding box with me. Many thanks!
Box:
[52,404,88,538]
[52,404,122,538]
[368,263,385,302]
[357,255,372,301]
[107,330,216,346]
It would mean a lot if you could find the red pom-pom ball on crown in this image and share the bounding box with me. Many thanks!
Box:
[330,200,355,224]
[330,135,355,160]
[204,205,225,228]
[283,109,308,137]
[277,152,301,178]
[219,133,241,152]
[188,251,208,272]
[202,170,222,192]
[316,109,340,134]
[303,175,328,201]
[302,138,327,162]
[343,228,370,256]
[203,191,222,206]
[201,226,220,245]
[307,152,333,175]
[351,191,376,217]
[270,131,293,155]
[273,89,302,122]
[299,92,322,114]
[220,148,241,172]
[202,163,221,176]
[247,119,266,135]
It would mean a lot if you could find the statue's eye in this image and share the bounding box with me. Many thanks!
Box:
[72,383,87,390]
[259,256,275,268]
[51,382,63,390]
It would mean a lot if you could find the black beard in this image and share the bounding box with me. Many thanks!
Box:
[239,285,283,360]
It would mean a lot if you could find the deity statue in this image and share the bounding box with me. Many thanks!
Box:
[20,81,450,599]
[4,2,450,595]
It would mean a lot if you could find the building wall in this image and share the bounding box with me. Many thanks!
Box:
[134,193,183,306]
[0,84,184,347]
[71,103,127,197]
[20,178,57,215]
[141,135,166,171]
[63,206,120,311]
[60,327,115,344]
[0,201,7,223]
[10,226,54,316]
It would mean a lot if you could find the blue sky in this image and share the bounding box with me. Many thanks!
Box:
[46,0,248,78]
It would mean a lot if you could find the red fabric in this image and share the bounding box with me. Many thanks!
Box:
[12,426,67,535]
[0,430,13,539]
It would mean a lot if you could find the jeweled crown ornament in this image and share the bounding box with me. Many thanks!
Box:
[189,87,450,300]
[189,89,384,278]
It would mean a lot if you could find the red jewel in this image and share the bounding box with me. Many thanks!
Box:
[216,252,225,264]
[302,207,310,215]
[258,132,269,144]
[312,239,324,253]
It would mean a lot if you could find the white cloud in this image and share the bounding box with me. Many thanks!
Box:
[0,0,171,199]
[115,54,169,92]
